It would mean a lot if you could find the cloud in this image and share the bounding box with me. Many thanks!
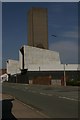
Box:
[49,40,78,63]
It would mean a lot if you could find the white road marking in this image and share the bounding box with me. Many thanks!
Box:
[40,93,53,96]
[59,96,79,101]
[40,93,47,95]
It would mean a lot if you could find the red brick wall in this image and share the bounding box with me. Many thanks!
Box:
[32,76,51,85]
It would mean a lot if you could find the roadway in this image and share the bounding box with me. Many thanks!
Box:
[1,94,47,119]
[2,83,79,118]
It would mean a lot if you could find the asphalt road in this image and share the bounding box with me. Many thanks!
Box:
[2,83,79,118]
[1,94,47,119]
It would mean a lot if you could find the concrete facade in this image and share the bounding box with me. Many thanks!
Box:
[24,63,78,71]
[6,59,20,75]
[28,8,48,49]
[19,45,78,71]
[19,45,61,70]
[6,46,79,75]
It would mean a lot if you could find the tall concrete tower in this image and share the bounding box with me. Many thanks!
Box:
[27,8,48,49]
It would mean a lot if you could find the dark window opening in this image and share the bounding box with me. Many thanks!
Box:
[20,47,24,69]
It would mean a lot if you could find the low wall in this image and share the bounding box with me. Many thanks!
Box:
[31,76,51,85]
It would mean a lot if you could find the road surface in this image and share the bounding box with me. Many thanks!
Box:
[2,83,79,118]
[1,94,47,119]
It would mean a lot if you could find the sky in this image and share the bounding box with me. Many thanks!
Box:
[2,2,78,68]
[1,0,79,2]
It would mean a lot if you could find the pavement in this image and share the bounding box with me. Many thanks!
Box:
[1,93,48,119]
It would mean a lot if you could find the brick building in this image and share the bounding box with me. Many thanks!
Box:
[28,8,48,49]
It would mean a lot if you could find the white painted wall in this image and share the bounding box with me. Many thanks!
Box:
[19,45,79,71]
[6,59,20,75]
[23,45,61,68]
[7,45,79,75]
[51,79,61,86]
[26,64,78,71]
[63,64,78,71]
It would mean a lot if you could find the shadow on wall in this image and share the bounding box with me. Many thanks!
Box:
[1,98,17,120]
